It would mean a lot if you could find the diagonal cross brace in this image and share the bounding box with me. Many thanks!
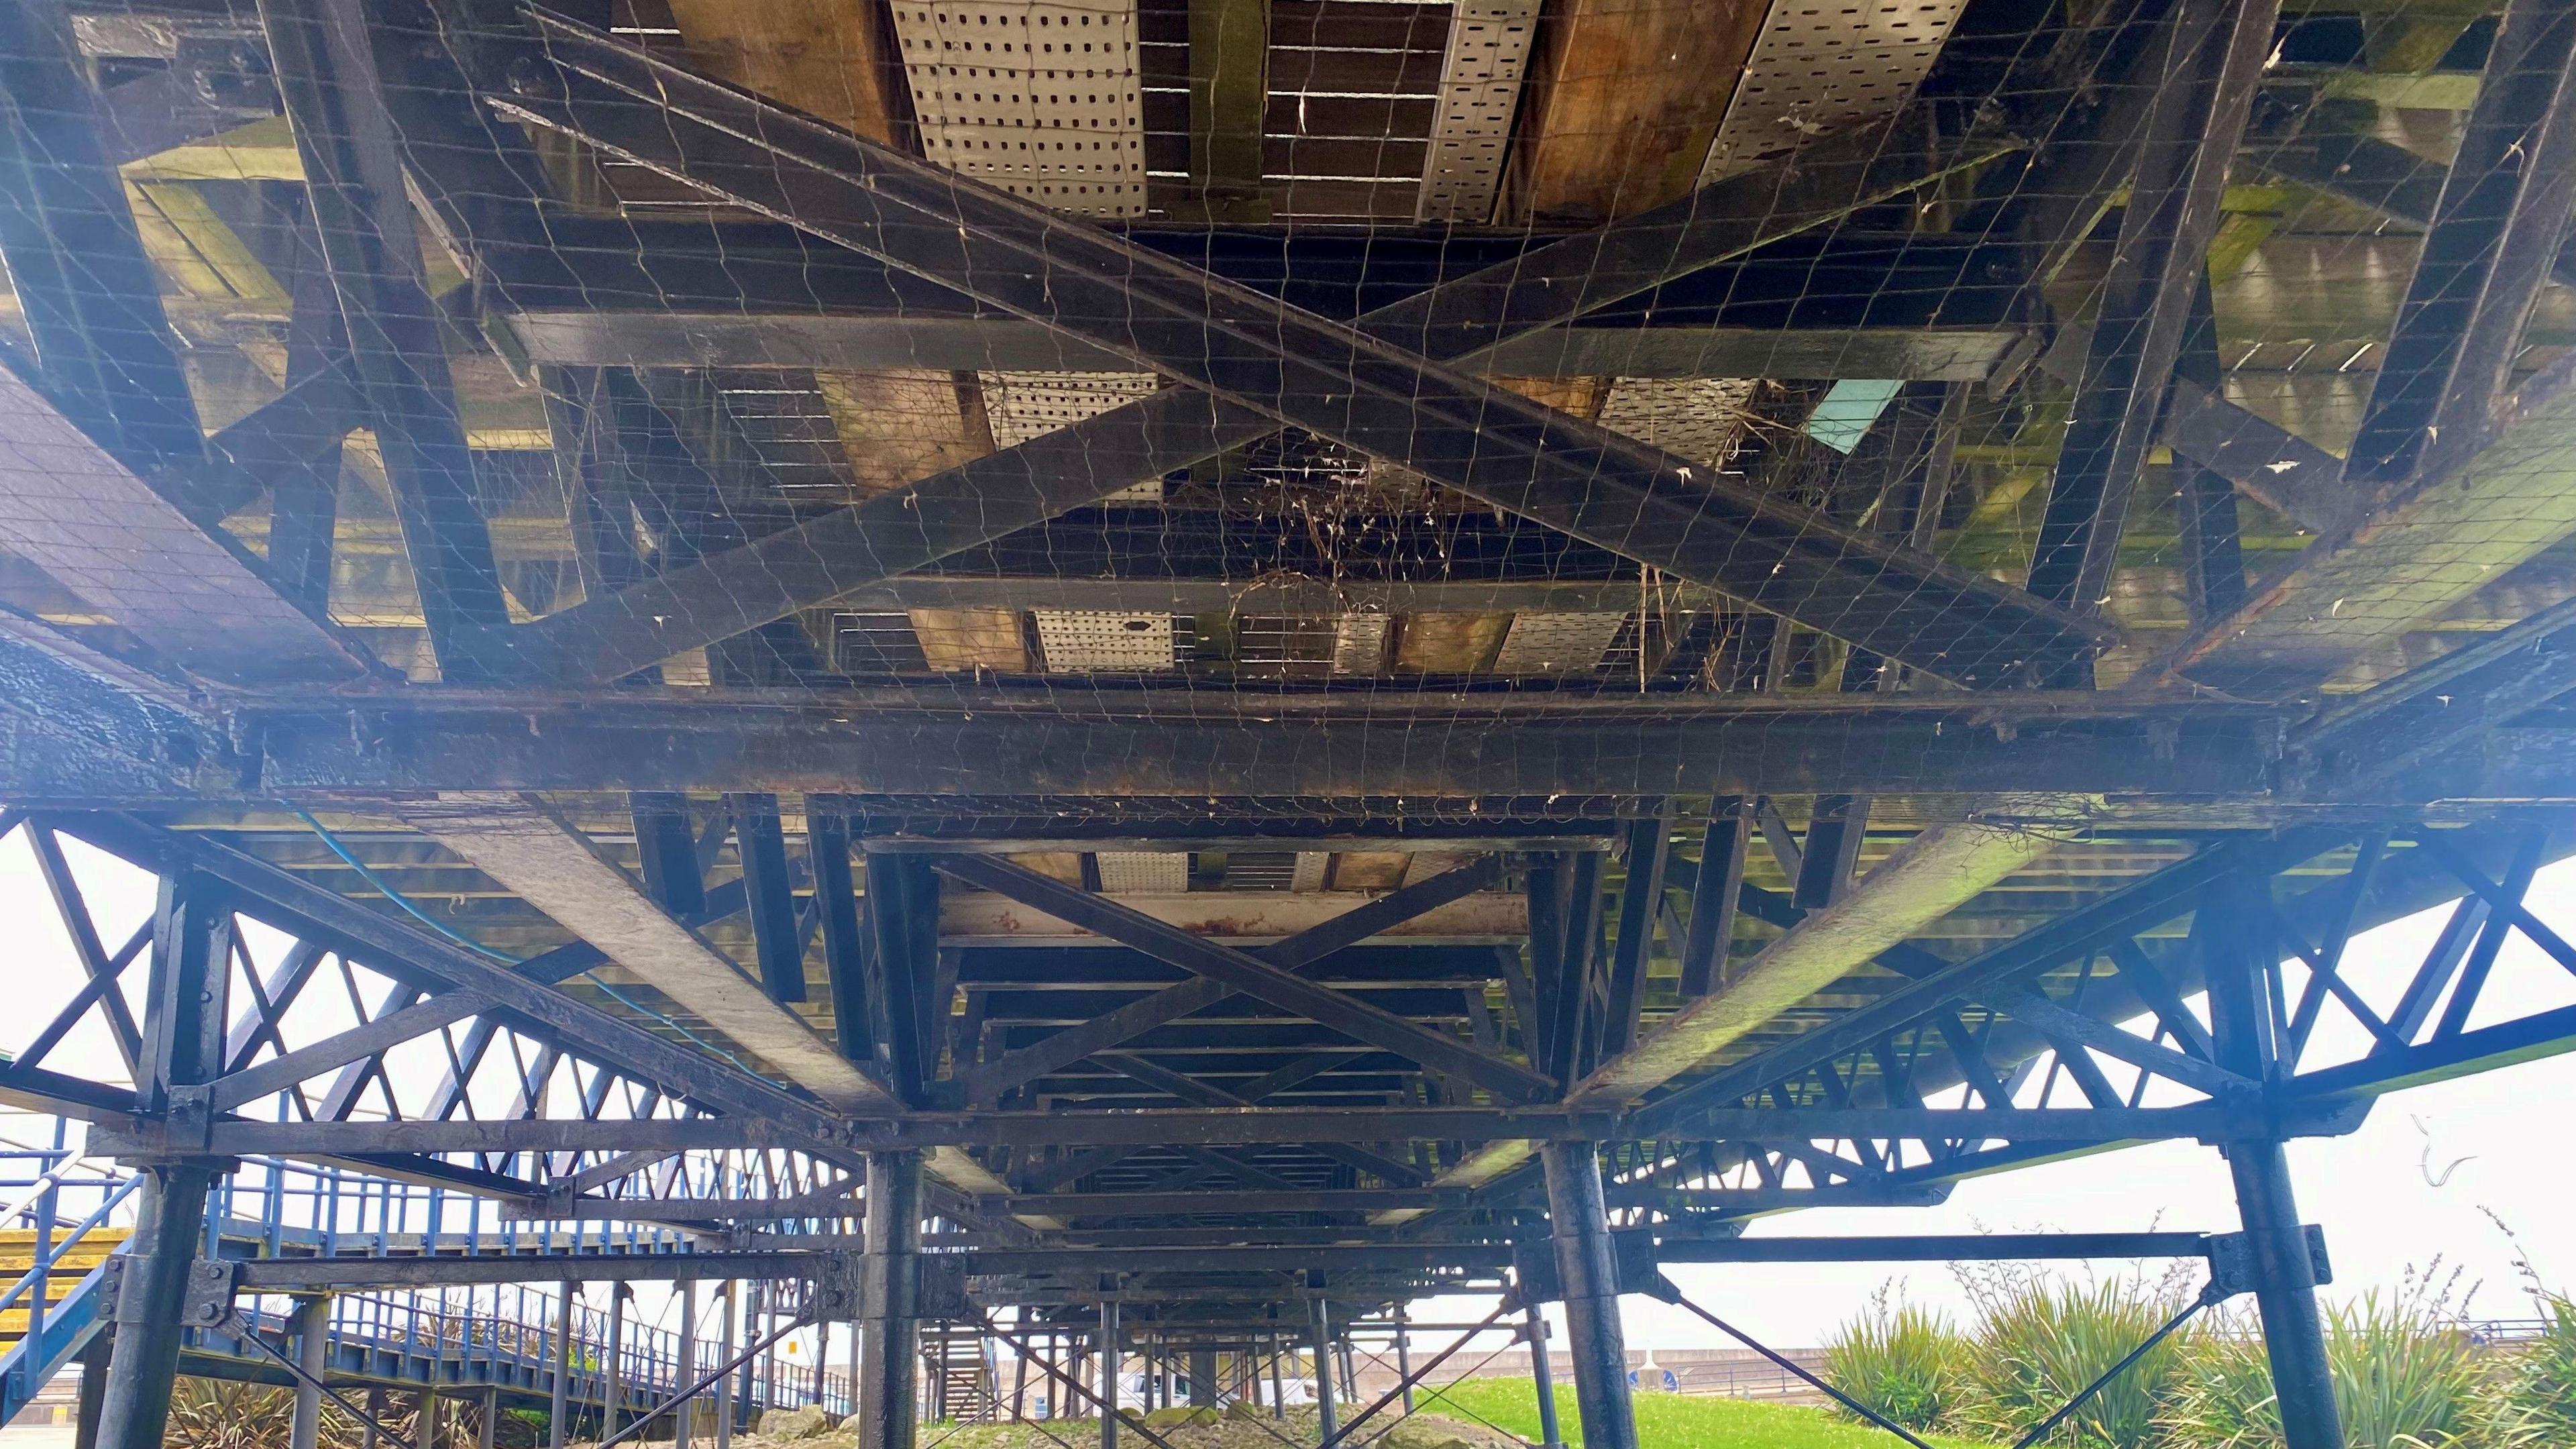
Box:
[1095,1051,1429,1186]
[955,856,1503,1104]
[936,853,1556,1102]
[467,16,2098,688]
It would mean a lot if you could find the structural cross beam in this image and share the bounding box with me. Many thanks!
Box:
[464,16,2099,689]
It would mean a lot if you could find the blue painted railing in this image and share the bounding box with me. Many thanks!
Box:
[0,1143,847,1429]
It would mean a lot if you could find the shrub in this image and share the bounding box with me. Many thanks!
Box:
[2486,1294,2576,1446]
[1824,1291,1970,1432]
[1955,1273,2192,1449]
[2157,1320,2279,1449]
[2328,1291,2488,1449]
[2161,1293,2491,1449]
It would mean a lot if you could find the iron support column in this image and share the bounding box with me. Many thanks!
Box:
[1098,1301,1122,1449]
[420,1377,440,1449]
[548,1282,574,1449]
[1394,1305,1413,1413]
[1523,1307,1562,1449]
[101,873,228,1449]
[2204,879,2342,1449]
[479,1391,499,1449]
[94,1160,216,1449]
[73,1336,105,1449]
[715,1285,737,1449]
[290,1295,329,1449]
[1541,1142,1638,1449]
[859,1150,923,1449]
[676,1279,698,1449]
[1306,1297,1336,1442]
[1266,1331,1283,1418]
[604,1284,626,1440]
[1188,1348,1217,1407]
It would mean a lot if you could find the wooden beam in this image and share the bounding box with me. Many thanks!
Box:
[1502,0,1767,223]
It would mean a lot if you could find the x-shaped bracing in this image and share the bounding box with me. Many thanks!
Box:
[459,12,2103,689]
[938,853,1555,1102]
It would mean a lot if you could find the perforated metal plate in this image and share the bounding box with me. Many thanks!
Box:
[1493,612,1626,675]
[1415,0,1542,223]
[1289,852,1331,892]
[1034,609,1177,669]
[891,0,1150,217]
[1699,0,1967,181]
[1332,614,1392,674]
[1598,378,1758,470]
[979,371,1165,500]
[1095,852,1189,892]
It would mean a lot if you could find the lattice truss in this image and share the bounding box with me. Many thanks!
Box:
[7,0,2576,1321]
[10,803,2576,1289]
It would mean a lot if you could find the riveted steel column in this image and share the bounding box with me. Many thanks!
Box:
[859,1151,923,1449]
[2204,877,2341,1449]
[1541,1142,1636,1449]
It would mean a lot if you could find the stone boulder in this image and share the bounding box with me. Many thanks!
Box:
[757,1405,843,1440]
[1142,1406,1218,1429]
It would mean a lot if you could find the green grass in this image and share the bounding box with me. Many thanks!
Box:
[1414,1376,2000,1449]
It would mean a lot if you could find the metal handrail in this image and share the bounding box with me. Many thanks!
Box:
[0,1173,142,1318]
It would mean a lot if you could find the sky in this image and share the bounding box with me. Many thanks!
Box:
[3,825,2573,1369]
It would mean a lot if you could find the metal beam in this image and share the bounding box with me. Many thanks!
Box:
[2153,354,2576,694]
[2024,0,2280,614]
[218,695,2286,801]
[504,312,2020,383]
[48,813,862,1144]
[470,38,2089,688]
[0,370,366,684]
[2344,0,2576,486]
[394,794,891,1111]
[100,1103,2347,1156]
[1573,821,2062,1108]
[0,0,203,470]
[257,0,509,674]
[937,855,1556,1101]
[957,857,1503,1104]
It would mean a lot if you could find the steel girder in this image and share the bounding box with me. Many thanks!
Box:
[458,9,2100,690]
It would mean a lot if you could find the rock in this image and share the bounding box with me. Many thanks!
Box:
[1142,1407,1218,1428]
[758,1405,843,1440]
[1379,1419,1474,1449]
[1223,1402,1266,1422]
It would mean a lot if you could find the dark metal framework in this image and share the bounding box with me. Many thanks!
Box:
[5,0,2576,1444]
